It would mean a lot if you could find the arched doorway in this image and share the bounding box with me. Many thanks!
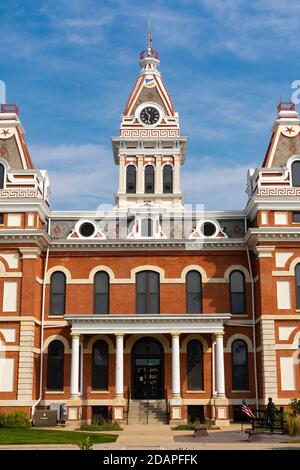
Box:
[131,337,164,399]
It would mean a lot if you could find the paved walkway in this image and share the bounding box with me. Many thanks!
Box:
[1,424,300,450]
[96,424,300,450]
[104,424,174,449]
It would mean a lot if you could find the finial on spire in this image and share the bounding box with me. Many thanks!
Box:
[139,16,158,63]
[147,14,153,56]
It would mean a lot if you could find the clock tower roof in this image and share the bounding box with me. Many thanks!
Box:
[123,29,175,118]
[111,28,187,211]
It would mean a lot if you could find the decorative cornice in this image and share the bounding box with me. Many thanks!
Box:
[0,231,50,250]
[246,227,300,246]
[65,313,231,334]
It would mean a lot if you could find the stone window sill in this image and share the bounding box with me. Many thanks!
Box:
[231,390,250,393]
[186,390,206,394]
[89,391,110,394]
[45,391,64,394]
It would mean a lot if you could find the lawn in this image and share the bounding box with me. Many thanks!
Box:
[0,428,117,445]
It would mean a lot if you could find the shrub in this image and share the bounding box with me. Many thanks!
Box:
[284,412,300,436]
[77,436,94,450]
[0,411,31,428]
[174,420,219,431]
[289,399,300,417]
[79,420,122,431]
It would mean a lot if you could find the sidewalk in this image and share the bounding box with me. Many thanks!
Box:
[1,424,300,450]
[96,424,300,450]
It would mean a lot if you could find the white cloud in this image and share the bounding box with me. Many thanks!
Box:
[30,143,253,211]
[29,143,117,209]
[182,155,254,210]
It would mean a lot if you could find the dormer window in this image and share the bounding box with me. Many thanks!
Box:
[291,161,300,186]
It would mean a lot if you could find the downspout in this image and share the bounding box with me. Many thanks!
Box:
[245,218,259,409]
[31,219,50,418]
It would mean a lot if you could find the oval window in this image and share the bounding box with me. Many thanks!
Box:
[79,222,96,237]
[202,222,217,237]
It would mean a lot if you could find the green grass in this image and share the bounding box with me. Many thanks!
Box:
[0,428,117,445]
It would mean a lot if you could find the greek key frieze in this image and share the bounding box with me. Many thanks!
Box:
[0,188,40,198]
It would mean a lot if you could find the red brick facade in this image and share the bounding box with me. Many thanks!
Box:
[0,49,300,425]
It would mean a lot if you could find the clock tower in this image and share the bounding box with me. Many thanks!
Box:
[112,31,187,213]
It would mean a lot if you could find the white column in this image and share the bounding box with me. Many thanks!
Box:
[173,155,181,193]
[80,340,84,396]
[155,155,162,193]
[171,332,181,397]
[215,332,225,397]
[118,155,125,193]
[137,156,144,193]
[212,338,217,397]
[70,334,80,397]
[115,333,124,397]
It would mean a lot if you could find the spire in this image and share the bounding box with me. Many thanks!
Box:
[139,16,159,74]
[147,15,153,57]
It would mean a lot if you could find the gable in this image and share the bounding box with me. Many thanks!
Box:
[0,135,24,169]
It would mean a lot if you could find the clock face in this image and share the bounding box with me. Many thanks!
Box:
[140,106,160,125]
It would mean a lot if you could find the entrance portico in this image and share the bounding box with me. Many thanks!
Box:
[65,314,231,424]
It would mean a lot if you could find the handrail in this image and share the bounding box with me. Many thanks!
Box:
[126,387,130,424]
[277,101,295,112]
[0,104,19,114]
[165,386,170,424]
[146,395,149,424]
[251,408,285,435]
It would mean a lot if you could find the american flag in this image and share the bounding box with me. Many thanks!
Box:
[241,399,256,419]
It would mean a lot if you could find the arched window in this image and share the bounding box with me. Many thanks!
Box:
[47,340,64,390]
[94,271,109,314]
[126,165,136,193]
[92,340,108,390]
[141,218,153,237]
[187,340,204,390]
[0,164,5,189]
[136,271,160,314]
[231,339,249,390]
[229,270,246,314]
[295,263,300,309]
[292,161,300,187]
[163,165,173,193]
[145,165,154,193]
[186,270,202,313]
[49,271,66,316]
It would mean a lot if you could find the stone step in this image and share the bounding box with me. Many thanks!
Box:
[127,400,168,425]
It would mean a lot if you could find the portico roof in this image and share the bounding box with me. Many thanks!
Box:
[65,314,231,335]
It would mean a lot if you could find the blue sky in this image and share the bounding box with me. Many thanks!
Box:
[1,0,300,210]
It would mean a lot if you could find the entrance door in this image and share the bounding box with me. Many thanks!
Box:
[132,338,164,399]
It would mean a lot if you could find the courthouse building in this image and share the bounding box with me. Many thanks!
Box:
[0,36,300,425]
